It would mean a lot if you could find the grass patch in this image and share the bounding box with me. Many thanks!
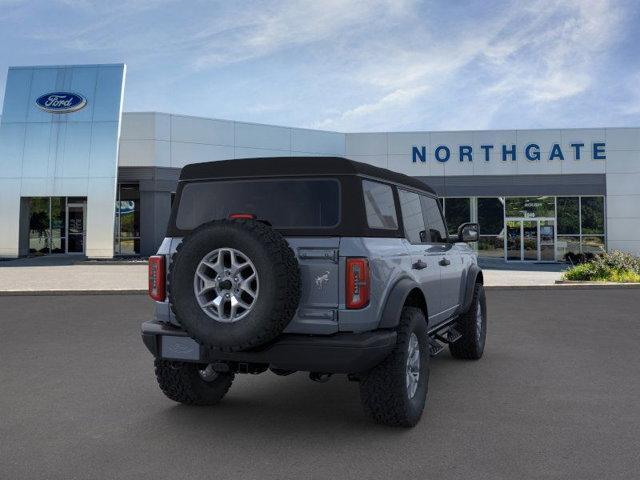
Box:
[563,251,640,282]
[564,267,640,282]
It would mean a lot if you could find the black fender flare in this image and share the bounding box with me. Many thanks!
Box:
[378,277,425,329]
[459,264,483,314]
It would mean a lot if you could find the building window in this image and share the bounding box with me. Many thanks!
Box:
[50,197,66,254]
[557,197,579,235]
[580,196,605,254]
[582,236,605,254]
[477,197,504,235]
[476,197,504,258]
[556,196,606,258]
[114,184,141,255]
[27,196,86,255]
[442,198,471,235]
[437,195,606,261]
[557,196,580,258]
[581,197,605,234]
[28,197,53,254]
[505,196,555,218]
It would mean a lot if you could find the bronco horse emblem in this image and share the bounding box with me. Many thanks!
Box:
[315,271,330,289]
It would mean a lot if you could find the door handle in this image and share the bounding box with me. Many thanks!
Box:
[439,257,451,266]
[412,259,428,270]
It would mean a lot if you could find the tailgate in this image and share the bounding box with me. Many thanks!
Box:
[283,237,341,334]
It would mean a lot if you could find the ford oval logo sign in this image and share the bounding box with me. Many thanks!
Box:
[35,92,87,114]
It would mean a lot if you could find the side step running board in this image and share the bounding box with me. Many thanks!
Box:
[429,338,445,356]
[435,327,461,344]
[428,324,462,357]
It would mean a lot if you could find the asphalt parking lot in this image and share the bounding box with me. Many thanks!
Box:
[1,289,639,480]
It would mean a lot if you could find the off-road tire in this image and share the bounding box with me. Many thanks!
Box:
[168,219,300,352]
[449,283,486,360]
[154,359,234,405]
[359,307,429,427]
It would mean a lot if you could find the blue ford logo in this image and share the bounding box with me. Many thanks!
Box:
[35,92,87,114]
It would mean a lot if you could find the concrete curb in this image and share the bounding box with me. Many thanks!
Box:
[555,280,640,286]
[0,289,147,296]
[487,283,640,290]
[76,260,148,266]
[1,283,640,296]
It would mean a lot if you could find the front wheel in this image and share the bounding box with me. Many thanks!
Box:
[359,307,429,427]
[154,359,235,405]
[449,283,487,360]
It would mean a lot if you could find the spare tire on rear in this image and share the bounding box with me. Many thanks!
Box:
[169,219,300,352]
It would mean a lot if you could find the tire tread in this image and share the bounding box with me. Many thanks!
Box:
[154,359,234,405]
[168,219,300,352]
[359,307,428,427]
[449,283,486,360]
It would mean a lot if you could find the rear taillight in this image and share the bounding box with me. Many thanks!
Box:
[346,258,369,309]
[148,255,166,302]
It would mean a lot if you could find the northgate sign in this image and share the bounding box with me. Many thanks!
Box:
[411,142,606,163]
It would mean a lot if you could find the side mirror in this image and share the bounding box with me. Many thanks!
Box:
[457,222,479,242]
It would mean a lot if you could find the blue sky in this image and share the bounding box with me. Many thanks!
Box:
[0,0,639,132]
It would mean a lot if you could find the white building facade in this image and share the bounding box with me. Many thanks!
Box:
[1,64,639,261]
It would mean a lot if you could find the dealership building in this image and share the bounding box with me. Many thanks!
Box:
[1,63,639,261]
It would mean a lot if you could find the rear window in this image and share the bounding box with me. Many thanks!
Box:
[362,180,398,230]
[175,178,340,230]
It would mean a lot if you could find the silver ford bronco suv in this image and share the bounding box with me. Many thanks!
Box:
[142,157,486,427]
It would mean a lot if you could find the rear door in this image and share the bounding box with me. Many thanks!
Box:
[397,189,444,323]
[420,195,460,319]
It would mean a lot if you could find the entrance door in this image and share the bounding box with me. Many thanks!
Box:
[540,220,555,261]
[504,219,555,261]
[523,220,538,261]
[506,220,522,261]
[66,203,86,254]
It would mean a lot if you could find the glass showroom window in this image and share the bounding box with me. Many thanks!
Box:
[477,197,504,258]
[556,196,606,258]
[28,197,52,254]
[581,197,605,254]
[114,184,141,255]
[28,197,68,254]
[505,196,555,218]
[50,197,66,254]
[442,198,471,236]
[557,197,580,259]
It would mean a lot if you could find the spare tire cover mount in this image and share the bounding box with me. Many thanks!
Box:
[169,219,301,352]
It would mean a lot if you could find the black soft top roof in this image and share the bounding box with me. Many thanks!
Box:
[179,156,435,195]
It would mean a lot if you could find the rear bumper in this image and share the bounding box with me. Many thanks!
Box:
[141,320,396,374]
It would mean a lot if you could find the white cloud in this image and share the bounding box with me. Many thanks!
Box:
[482,0,622,104]
[1,0,631,131]
[191,0,415,69]
[313,85,428,130]
[314,0,625,130]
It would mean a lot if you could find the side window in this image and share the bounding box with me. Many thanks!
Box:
[362,180,398,230]
[420,195,448,243]
[398,189,427,243]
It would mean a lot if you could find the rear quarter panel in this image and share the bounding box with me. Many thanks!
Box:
[338,237,414,332]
